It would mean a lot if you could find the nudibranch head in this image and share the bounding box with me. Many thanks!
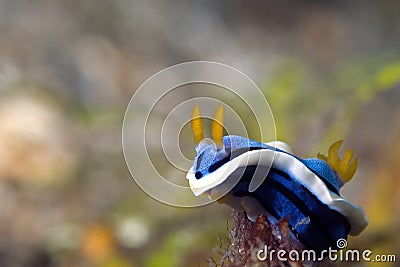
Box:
[186,105,368,253]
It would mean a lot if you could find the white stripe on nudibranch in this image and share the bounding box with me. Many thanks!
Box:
[187,147,368,236]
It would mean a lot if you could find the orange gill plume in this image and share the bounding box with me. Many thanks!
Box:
[317,140,358,183]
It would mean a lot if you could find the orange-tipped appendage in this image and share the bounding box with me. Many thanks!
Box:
[212,105,224,149]
[191,105,204,146]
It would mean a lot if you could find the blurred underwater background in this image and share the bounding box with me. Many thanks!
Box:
[0,1,399,266]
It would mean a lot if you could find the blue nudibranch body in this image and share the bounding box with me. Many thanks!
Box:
[187,105,368,253]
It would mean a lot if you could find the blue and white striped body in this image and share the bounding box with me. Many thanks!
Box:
[187,135,368,252]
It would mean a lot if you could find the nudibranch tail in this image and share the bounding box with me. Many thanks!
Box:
[191,105,204,146]
[211,105,224,149]
[317,140,358,183]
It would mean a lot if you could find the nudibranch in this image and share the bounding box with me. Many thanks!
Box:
[186,105,368,253]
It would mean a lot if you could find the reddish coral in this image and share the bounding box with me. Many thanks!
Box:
[213,211,307,267]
